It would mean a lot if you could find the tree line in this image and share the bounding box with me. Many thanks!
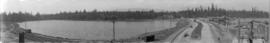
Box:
[1,7,269,22]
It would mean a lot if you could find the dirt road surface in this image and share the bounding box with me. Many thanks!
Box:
[172,20,217,43]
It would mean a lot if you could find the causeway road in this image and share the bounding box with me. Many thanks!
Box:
[172,20,217,43]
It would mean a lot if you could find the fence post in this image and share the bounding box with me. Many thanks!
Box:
[19,32,25,43]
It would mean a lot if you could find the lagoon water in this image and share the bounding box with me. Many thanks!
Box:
[19,20,178,40]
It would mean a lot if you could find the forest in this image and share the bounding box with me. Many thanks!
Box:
[2,6,269,22]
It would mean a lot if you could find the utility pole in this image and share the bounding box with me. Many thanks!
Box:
[225,17,228,32]
[266,21,269,43]
[238,19,242,43]
[112,20,115,43]
[249,20,254,43]
[111,16,116,43]
[268,1,270,43]
[266,24,269,43]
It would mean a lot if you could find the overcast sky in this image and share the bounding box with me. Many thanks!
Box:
[1,0,270,14]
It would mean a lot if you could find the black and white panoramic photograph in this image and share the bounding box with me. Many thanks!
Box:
[0,0,270,43]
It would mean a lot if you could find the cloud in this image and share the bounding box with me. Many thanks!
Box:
[0,0,7,13]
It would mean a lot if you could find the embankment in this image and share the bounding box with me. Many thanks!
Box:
[118,19,192,42]
[5,22,79,42]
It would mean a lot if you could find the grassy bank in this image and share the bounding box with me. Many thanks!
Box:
[4,22,79,42]
[190,21,203,40]
[116,19,191,42]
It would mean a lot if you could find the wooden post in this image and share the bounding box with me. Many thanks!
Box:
[145,35,155,42]
[19,32,25,43]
